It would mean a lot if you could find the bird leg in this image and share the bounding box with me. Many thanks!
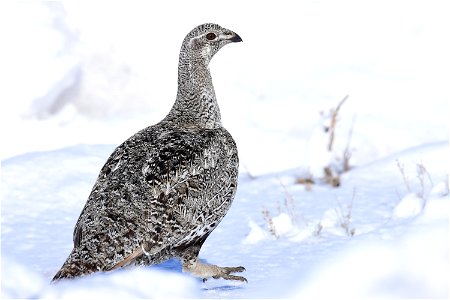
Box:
[182,257,247,282]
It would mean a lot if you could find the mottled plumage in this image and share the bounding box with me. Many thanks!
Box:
[53,23,245,282]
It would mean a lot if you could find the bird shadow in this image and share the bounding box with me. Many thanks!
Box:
[201,284,244,292]
[152,258,182,273]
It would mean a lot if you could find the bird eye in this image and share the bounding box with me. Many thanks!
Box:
[206,32,216,40]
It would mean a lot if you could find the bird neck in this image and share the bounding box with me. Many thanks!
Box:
[164,52,222,129]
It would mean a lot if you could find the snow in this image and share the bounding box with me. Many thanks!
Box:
[271,213,294,236]
[2,257,199,299]
[242,221,268,245]
[392,192,424,219]
[1,1,449,298]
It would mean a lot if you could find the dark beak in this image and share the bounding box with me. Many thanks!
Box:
[230,32,243,43]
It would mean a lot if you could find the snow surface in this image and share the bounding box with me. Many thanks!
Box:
[1,1,449,298]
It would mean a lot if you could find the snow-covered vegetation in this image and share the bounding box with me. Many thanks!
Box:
[1,1,448,298]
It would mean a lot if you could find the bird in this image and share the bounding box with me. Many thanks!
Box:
[52,23,246,283]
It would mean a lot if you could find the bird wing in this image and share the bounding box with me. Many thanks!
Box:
[72,124,238,270]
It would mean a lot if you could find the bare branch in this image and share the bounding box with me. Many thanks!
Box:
[277,177,307,226]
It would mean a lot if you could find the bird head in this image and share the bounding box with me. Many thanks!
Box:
[182,23,242,64]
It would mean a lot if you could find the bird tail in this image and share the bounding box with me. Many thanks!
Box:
[51,249,99,282]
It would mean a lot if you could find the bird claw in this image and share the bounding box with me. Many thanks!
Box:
[223,266,246,273]
[200,266,247,283]
[216,266,247,283]
[220,274,248,283]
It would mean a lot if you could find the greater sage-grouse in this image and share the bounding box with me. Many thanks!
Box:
[52,23,245,282]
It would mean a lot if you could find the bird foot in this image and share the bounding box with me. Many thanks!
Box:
[184,261,247,283]
[208,266,247,282]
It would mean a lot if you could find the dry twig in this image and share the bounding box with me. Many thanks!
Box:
[262,206,279,238]
[335,188,356,236]
[396,159,411,193]
[328,95,349,151]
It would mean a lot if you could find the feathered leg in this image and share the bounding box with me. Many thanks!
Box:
[177,243,247,282]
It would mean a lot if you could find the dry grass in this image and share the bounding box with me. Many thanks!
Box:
[396,159,411,193]
[327,95,349,152]
[262,179,308,238]
[416,161,434,199]
[297,95,354,188]
[277,178,302,225]
[324,166,341,187]
[262,181,357,238]
[397,159,435,200]
[262,206,279,239]
[295,176,314,191]
[335,188,356,237]
[342,115,356,172]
